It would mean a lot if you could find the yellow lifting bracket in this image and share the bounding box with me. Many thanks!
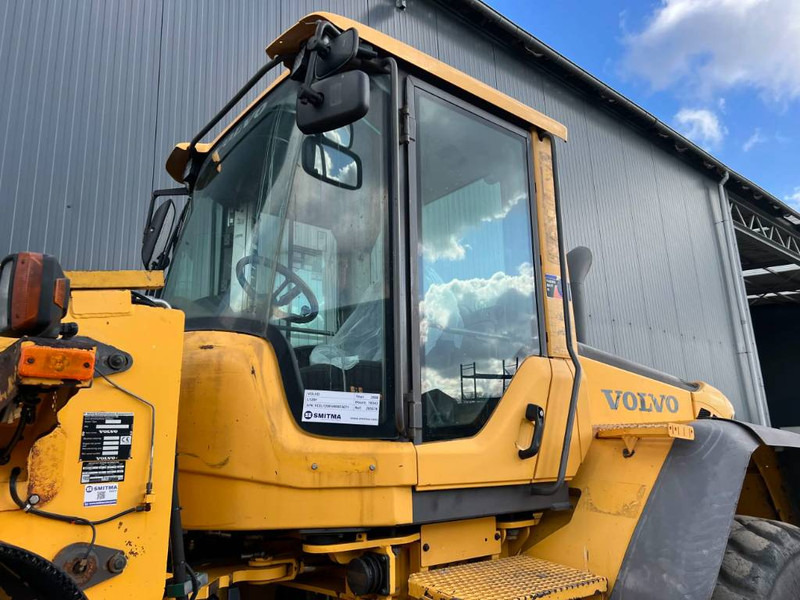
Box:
[594,422,695,457]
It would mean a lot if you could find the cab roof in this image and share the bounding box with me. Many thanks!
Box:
[267,12,568,141]
[167,12,568,183]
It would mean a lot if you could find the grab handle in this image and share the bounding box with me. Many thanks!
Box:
[518,403,545,459]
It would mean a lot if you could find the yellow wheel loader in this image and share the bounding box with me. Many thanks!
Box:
[1,13,799,600]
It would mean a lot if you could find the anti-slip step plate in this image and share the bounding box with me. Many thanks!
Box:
[408,554,607,600]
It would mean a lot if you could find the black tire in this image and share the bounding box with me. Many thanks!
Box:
[712,515,800,599]
[0,542,86,600]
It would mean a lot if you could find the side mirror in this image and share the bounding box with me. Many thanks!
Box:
[315,28,360,79]
[296,70,370,135]
[301,136,362,190]
[142,200,176,270]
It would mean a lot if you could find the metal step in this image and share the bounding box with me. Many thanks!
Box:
[408,554,607,600]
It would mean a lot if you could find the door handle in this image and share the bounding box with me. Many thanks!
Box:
[518,403,545,459]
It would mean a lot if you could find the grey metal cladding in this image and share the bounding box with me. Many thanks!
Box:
[0,0,162,271]
[0,0,751,416]
[367,0,440,57]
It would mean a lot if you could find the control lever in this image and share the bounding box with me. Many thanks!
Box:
[518,403,545,459]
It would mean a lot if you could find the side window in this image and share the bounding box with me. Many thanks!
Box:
[415,89,540,441]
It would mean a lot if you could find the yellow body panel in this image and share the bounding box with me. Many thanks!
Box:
[526,437,672,591]
[415,357,551,489]
[0,290,184,599]
[534,359,587,481]
[65,270,165,290]
[419,517,500,567]
[176,331,417,529]
[582,357,696,425]
[532,135,569,359]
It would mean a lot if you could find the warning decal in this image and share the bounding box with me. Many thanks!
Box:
[83,483,118,507]
[301,389,381,426]
[545,273,563,299]
[81,461,126,483]
[80,412,133,461]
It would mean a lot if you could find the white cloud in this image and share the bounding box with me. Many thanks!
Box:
[420,185,525,263]
[674,108,727,148]
[420,263,536,349]
[742,127,767,152]
[785,187,800,210]
[420,264,538,400]
[623,0,800,103]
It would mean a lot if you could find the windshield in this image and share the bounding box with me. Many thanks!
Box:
[163,75,395,438]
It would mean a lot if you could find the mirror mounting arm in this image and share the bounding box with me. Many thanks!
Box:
[298,84,324,108]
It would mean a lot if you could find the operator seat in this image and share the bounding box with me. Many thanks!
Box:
[297,297,385,395]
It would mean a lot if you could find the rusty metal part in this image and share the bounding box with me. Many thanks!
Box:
[54,543,127,590]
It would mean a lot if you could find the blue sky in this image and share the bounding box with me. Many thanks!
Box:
[485,0,800,210]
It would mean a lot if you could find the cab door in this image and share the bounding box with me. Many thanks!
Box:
[405,78,552,492]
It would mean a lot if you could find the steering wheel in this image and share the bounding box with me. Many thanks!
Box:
[235,255,319,324]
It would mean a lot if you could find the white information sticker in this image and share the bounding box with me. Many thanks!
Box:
[302,389,381,426]
[83,483,118,507]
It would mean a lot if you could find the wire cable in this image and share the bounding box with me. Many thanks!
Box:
[94,370,157,495]
[8,468,147,562]
[6,372,157,564]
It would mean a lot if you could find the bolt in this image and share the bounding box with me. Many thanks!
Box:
[107,354,126,370]
[28,494,40,505]
[83,362,91,368]
[422,543,430,552]
[369,464,376,471]
[494,532,501,541]
[107,553,127,574]
[311,463,318,470]
[26,357,35,364]
[72,560,87,574]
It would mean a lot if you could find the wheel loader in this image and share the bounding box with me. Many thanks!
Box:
[1,12,799,600]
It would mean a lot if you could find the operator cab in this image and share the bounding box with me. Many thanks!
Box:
[162,73,397,438]
[150,16,562,461]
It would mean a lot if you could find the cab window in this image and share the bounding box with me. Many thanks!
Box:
[414,88,540,441]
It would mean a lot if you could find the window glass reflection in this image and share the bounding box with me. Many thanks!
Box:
[416,90,540,441]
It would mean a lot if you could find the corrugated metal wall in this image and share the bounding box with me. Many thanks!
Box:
[0,0,751,416]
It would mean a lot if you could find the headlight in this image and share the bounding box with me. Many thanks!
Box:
[0,252,70,338]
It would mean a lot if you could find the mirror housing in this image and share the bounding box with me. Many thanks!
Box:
[301,136,362,190]
[142,200,176,270]
[142,187,190,270]
[296,70,370,135]
[315,27,360,79]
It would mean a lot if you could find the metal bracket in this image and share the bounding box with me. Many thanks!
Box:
[594,422,695,457]
[54,543,127,590]
[189,557,299,598]
[73,336,134,377]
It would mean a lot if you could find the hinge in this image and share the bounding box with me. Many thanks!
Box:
[400,106,416,145]
[405,390,423,443]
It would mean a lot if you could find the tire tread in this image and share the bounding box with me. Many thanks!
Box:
[712,516,800,600]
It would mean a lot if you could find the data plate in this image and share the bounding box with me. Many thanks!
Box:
[81,461,126,483]
[301,390,380,426]
[80,412,134,461]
